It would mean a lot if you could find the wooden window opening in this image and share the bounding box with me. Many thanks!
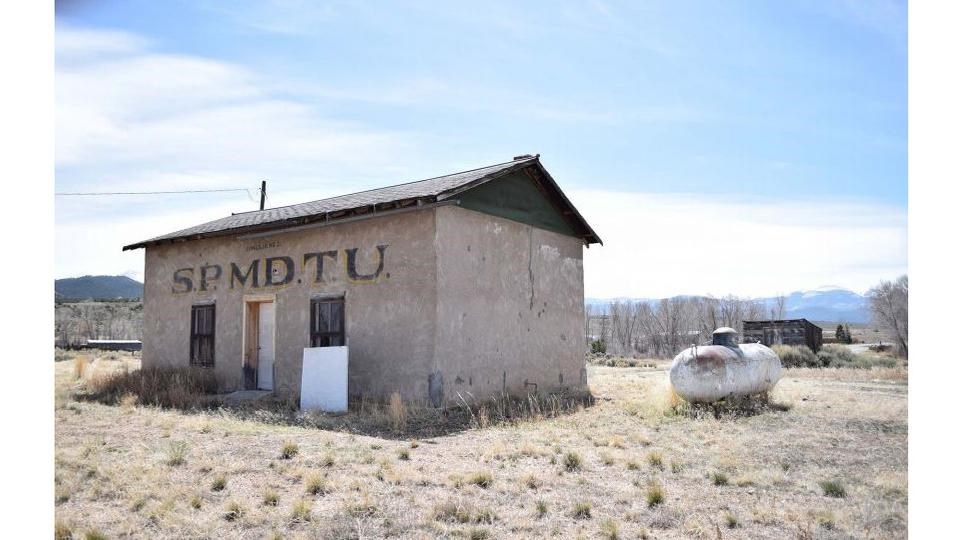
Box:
[190,304,216,367]
[310,297,345,347]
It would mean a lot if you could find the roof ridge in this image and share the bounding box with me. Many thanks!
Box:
[232,156,537,217]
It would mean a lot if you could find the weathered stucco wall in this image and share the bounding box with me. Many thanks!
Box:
[433,205,587,404]
[142,203,588,406]
[142,210,438,401]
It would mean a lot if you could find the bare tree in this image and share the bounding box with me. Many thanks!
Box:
[771,293,787,320]
[867,275,908,357]
[609,300,640,355]
[584,303,594,349]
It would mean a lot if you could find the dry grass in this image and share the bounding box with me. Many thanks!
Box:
[54,354,907,538]
[73,355,90,380]
[388,391,408,433]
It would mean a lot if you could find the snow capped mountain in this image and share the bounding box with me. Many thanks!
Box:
[761,288,869,323]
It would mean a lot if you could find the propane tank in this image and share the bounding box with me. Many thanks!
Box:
[669,327,782,403]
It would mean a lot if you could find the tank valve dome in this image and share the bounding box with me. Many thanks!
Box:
[711,327,738,346]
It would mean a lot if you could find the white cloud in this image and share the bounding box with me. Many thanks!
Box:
[56,26,430,279]
[576,190,907,299]
[55,28,416,171]
[55,26,148,60]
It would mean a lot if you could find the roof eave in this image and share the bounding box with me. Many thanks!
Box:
[122,195,441,251]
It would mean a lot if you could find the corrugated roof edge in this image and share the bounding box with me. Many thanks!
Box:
[122,155,601,250]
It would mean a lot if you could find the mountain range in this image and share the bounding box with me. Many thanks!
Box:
[55,276,870,323]
[55,275,143,301]
[586,286,870,324]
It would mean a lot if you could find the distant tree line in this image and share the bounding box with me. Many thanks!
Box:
[585,295,775,358]
[55,301,143,348]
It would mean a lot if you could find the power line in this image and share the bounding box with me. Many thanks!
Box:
[55,188,253,196]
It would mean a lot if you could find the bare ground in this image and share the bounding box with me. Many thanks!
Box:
[55,355,907,539]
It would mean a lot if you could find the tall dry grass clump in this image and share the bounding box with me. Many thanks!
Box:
[81,367,217,409]
[456,390,594,429]
[73,355,90,380]
[389,392,408,432]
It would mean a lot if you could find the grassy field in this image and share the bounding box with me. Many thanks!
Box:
[55,353,906,539]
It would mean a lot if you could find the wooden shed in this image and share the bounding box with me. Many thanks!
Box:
[741,319,823,352]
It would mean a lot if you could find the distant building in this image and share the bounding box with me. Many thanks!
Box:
[741,319,822,352]
[83,340,142,352]
[123,155,602,406]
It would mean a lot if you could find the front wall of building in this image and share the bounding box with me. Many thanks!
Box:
[433,205,587,403]
[142,210,438,401]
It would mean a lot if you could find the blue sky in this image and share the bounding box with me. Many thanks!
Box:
[55,0,907,298]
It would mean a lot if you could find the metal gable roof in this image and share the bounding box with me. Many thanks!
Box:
[123,155,601,250]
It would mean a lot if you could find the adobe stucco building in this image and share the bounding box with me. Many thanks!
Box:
[124,155,602,406]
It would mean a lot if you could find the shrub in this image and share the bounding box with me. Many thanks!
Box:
[467,471,493,488]
[432,499,472,523]
[772,345,819,368]
[563,452,583,472]
[342,492,378,518]
[81,367,217,409]
[572,501,592,520]
[724,512,739,528]
[817,344,857,367]
[600,518,620,539]
[54,520,71,540]
[291,499,312,522]
[280,441,299,459]
[468,528,489,540]
[815,510,836,529]
[590,339,607,354]
[522,473,541,489]
[819,480,847,498]
[211,474,227,491]
[224,500,245,521]
[646,482,664,507]
[854,354,898,369]
[165,441,188,466]
[711,471,729,486]
[305,472,327,495]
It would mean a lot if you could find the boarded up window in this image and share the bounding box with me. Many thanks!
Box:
[310,298,344,347]
[190,304,215,367]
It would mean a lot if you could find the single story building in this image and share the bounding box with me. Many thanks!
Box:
[742,318,823,352]
[123,155,602,406]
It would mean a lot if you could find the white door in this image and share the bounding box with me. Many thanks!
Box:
[257,302,275,390]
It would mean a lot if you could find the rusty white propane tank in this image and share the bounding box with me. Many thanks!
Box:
[668,327,782,403]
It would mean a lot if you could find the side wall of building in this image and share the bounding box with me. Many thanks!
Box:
[433,205,587,404]
[142,210,439,401]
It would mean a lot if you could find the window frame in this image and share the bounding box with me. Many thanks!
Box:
[310,297,345,347]
[190,303,216,368]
